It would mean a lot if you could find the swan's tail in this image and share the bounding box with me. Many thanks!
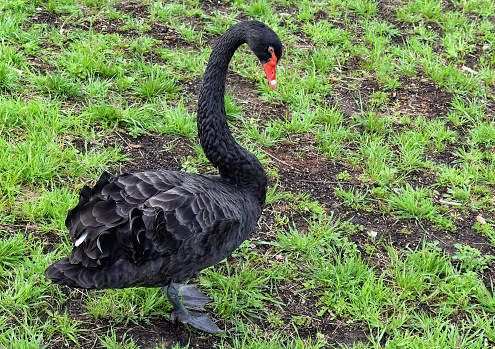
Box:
[45,255,165,289]
[45,257,102,289]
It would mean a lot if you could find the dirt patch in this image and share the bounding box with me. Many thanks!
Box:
[391,77,455,119]
[29,11,61,25]
[102,132,196,174]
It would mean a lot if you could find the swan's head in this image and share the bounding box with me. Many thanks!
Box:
[246,21,283,90]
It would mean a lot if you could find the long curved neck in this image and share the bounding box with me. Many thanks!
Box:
[197,22,267,205]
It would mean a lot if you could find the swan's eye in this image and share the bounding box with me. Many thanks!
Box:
[268,47,274,54]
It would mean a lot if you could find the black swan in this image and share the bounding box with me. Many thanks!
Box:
[45,20,282,334]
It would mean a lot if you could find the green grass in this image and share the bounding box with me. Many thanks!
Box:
[1,0,495,347]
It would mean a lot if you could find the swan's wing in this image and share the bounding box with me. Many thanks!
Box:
[66,171,170,240]
[65,171,244,272]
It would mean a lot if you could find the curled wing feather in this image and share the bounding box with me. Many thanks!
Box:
[65,171,248,280]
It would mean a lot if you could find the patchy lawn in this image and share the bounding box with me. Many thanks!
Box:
[0,0,494,348]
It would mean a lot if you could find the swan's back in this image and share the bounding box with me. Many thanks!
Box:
[45,171,261,289]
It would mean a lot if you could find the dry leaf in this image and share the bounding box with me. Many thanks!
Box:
[12,68,24,74]
[461,66,477,74]
[129,144,142,148]
[439,199,462,206]
[476,215,487,225]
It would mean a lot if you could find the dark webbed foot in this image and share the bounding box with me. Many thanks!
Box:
[161,284,213,311]
[164,282,223,334]
[170,310,223,334]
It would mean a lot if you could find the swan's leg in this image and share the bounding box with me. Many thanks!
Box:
[161,284,213,311]
[165,282,223,334]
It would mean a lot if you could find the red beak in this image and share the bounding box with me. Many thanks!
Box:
[263,53,277,90]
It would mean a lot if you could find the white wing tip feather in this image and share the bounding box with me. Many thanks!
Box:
[74,231,88,247]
